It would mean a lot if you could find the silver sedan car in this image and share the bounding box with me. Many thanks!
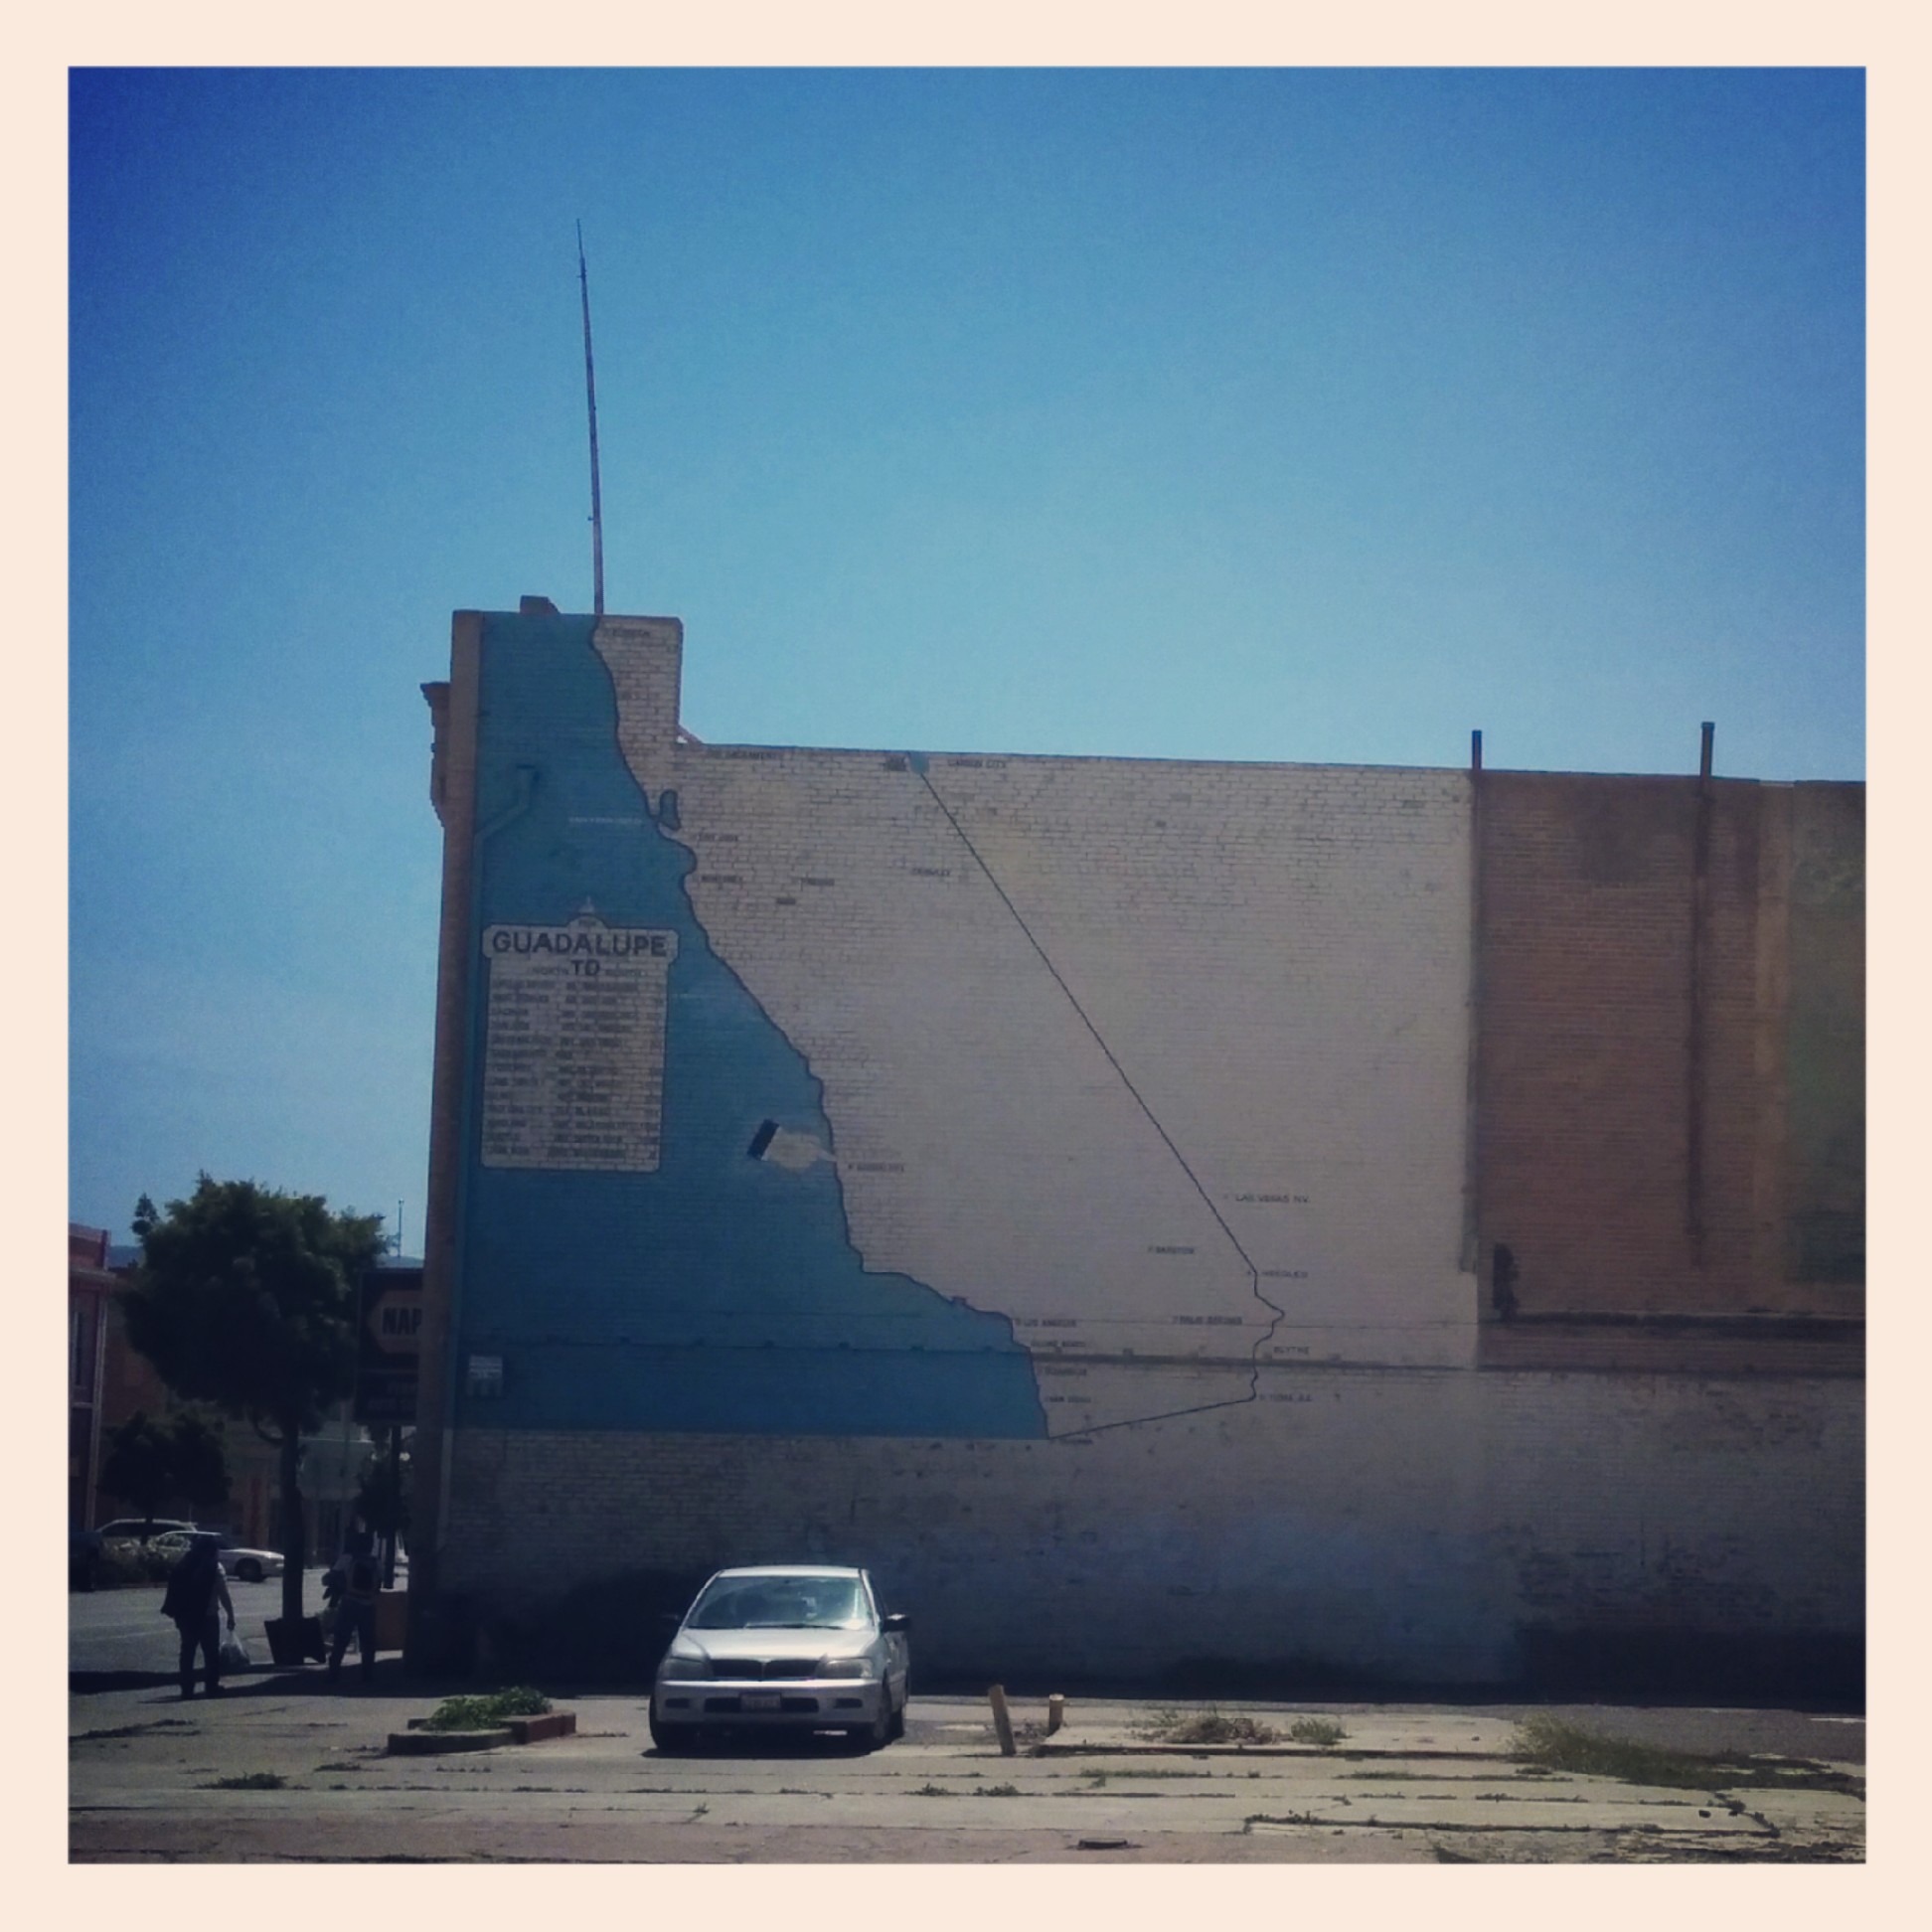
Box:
[650,1565,910,1753]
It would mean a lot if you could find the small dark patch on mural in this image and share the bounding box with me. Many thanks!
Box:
[1491,1243,1519,1320]
[746,1119,778,1161]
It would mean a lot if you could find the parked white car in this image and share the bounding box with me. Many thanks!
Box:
[213,1543,284,1583]
[95,1518,196,1544]
[148,1530,285,1583]
[651,1566,910,1753]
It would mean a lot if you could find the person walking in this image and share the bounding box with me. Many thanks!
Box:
[326,1529,382,1687]
[161,1533,235,1699]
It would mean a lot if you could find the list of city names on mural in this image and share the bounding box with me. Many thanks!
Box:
[480,920,678,1171]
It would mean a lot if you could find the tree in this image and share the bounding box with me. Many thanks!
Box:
[98,1407,232,1530]
[97,1412,176,1531]
[120,1178,387,1624]
[167,1409,233,1520]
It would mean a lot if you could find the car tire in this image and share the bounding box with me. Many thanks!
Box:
[887,1692,906,1742]
[237,1559,263,1583]
[649,1711,698,1755]
[847,1703,892,1753]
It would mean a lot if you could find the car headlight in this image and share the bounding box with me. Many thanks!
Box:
[658,1655,712,1681]
[816,1657,878,1680]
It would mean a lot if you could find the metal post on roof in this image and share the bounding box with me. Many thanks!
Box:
[577,221,605,617]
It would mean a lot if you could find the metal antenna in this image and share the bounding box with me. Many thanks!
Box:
[577,220,605,616]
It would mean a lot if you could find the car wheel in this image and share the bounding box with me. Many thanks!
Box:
[237,1559,262,1583]
[887,1692,906,1742]
[847,1703,892,1752]
[649,1710,698,1755]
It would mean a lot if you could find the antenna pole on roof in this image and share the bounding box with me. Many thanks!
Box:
[576,220,606,617]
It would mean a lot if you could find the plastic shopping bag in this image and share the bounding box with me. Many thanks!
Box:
[219,1631,250,1671]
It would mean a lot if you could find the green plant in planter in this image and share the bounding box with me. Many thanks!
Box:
[423,1687,553,1731]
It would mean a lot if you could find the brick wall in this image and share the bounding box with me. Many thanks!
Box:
[445,1368,1862,1685]
[414,610,1863,1687]
[1474,772,1863,1329]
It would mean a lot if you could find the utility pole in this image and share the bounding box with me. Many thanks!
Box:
[577,221,606,616]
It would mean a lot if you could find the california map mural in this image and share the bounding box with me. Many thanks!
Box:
[455,613,1473,1439]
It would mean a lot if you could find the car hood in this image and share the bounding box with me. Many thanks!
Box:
[671,1629,879,1665]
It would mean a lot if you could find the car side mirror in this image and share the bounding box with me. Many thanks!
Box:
[882,1612,910,1634]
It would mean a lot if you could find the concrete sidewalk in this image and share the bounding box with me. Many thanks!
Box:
[70,1674,1865,1863]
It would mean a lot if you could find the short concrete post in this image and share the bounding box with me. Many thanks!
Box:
[1046,1693,1065,1736]
[988,1684,1016,1756]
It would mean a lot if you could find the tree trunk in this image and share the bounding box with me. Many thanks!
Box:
[277,1427,306,1625]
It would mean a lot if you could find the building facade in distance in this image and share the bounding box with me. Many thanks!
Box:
[409,605,1861,1691]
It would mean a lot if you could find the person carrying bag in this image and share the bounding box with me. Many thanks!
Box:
[161,1534,236,1699]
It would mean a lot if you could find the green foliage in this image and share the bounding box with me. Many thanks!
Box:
[167,1409,232,1514]
[423,1687,553,1731]
[206,1772,287,1790]
[1507,1713,1860,1796]
[1288,1716,1348,1748]
[120,1176,387,1440]
[98,1413,177,1523]
[99,1408,231,1524]
[122,1177,386,1624]
[91,1540,174,1588]
[1136,1706,1281,1746]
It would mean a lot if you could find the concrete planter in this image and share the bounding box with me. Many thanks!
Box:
[387,1709,576,1755]
[261,1615,326,1666]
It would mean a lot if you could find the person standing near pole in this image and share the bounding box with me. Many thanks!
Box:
[327,1528,382,1687]
[162,1532,235,1699]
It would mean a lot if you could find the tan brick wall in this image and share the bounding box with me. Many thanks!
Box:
[657,741,1478,1397]
[1475,772,1862,1322]
[444,1369,1861,1683]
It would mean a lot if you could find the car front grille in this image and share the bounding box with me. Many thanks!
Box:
[709,1657,809,1681]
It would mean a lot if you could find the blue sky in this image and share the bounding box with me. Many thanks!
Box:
[68,67,1864,1246]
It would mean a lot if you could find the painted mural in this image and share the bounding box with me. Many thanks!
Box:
[452,613,1474,1437]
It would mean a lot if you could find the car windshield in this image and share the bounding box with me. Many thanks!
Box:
[687,1574,871,1631]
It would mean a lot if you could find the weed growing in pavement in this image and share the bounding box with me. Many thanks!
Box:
[912,1784,954,1797]
[75,1719,194,1743]
[978,1784,1022,1798]
[206,1772,287,1790]
[422,1687,552,1731]
[1136,1706,1281,1746]
[1288,1716,1348,1748]
[1508,1714,1861,1795]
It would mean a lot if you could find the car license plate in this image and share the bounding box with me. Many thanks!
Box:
[740,1690,781,1711]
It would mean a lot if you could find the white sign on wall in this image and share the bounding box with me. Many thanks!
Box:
[480,912,678,1171]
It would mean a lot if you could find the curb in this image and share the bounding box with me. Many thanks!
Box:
[507,1712,577,1743]
[387,1727,515,1755]
[387,1710,577,1755]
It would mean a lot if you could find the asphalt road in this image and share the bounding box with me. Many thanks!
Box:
[69,1567,376,1676]
[69,1576,1863,1863]
[67,1680,1865,1864]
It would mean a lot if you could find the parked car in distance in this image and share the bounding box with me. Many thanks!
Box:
[651,1565,910,1754]
[147,1530,285,1582]
[94,1518,197,1544]
[215,1543,284,1584]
